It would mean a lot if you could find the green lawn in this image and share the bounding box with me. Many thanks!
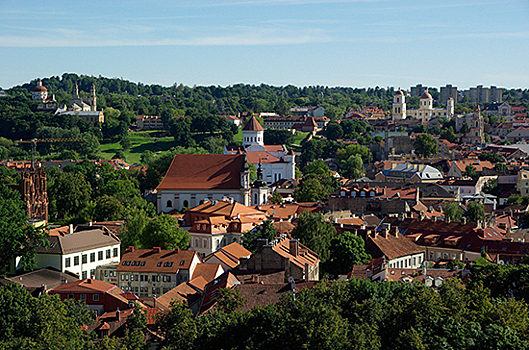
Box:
[100,131,175,164]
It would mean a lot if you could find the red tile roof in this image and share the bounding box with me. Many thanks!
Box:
[243,116,264,131]
[156,154,246,191]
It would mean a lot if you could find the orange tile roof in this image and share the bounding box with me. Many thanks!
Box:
[156,154,245,191]
[156,282,202,311]
[271,237,320,270]
[191,263,223,283]
[117,248,198,273]
[245,151,281,164]
[369,234,424,260]
[204,242,251,269]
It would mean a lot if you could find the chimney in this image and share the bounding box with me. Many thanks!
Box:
[289,239,299,257]
[476,228,485,238]
[86,278,91,283]
[69,224,74,234]
[128,246,135,253]
[116,308,120,321]
[256,238,268,251]
[175,247,180,254]
[239,257,248,270]
[153,247,161,253]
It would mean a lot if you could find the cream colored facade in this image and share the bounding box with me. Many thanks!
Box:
[406,93,454,122]
[517,169,529,196]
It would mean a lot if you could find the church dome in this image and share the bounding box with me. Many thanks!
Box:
[33,79,47,92]
[395,89,404,96]
[420,92,433,99]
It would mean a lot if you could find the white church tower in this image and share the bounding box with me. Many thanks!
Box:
[446,97,455,119]
[392,89,406,120]
[242,116,264,147]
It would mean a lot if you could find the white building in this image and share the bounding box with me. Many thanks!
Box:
[156,153,251,212]
[34,225,121,279]
[406,92,454,122]
[225,117,296,185]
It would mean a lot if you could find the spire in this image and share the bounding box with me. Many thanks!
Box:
[74,83,79,99]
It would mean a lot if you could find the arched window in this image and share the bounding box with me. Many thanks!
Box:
[166,200,173,208]
[254,193,258,203]
[183,200,189,208]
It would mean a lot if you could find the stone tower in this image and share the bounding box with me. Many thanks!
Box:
[89,83,97,111]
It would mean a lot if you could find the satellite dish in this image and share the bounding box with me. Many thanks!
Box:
[422,261,430,268]
[288,277,295,283]
[499,260,505,265]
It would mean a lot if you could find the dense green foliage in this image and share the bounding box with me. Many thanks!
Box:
[242,220,278,253]
[156,275,529,350]
[294,160,339,202]
[325,232,371,276]
[291,212,336,262]
[0,283,94,349]
[413,134,438,158]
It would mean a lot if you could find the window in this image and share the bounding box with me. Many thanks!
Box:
[93,294,99,301]
[157,262,162,267]
[65,258,71,268]
[106,249,111,259]
[113,248,118,257]
[121,274,125,281]
[167,200,173,208]
[68,294,74,299]
[90,269,95,277]
[74,256,79,266]
[82,254,87,264]
[82,271,87,279]
[80,294,86,301]
[98,251,103,261]
[183,200,189,208]
[134,274,138,281]
[104,270,108,277]
[90,253,96,262]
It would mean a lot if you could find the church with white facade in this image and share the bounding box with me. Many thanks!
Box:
[225,116,296,185]
[392,89,454,122]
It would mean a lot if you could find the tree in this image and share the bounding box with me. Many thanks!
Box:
[440,127,456,143]
[92,195,125,222]
[466,201,486,223]
[121,303,147,350]
[294,177,327,202]
[413,134,438,158]
[119,135,132,150]
[112,149,126,160]
[465,164,478,179]
[443,201,464,222]
[326,231,370,276]
[264,129,294,145]
[242,220,278,252]
[157,300,197,350]
[269,192,284,205]
[140,214,189,249]
[325,122,343,140]
[291,212,335,262]
[0,283,94,348]
[342,154,364,179]
[0,199,48,271]
[121,207,148,249]
[48,172,92,220]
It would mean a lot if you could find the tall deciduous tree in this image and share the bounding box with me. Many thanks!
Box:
[466,201,486,223]
[140,214,189,249]
[291,212,335,262]
[326,231,370,276]
[0,199,48,271]
[242,220,278,252]
[413,134,438,158]
[49,171,92,220]
[443,201,464,222]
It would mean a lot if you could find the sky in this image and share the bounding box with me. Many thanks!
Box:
[1,0,528,90]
